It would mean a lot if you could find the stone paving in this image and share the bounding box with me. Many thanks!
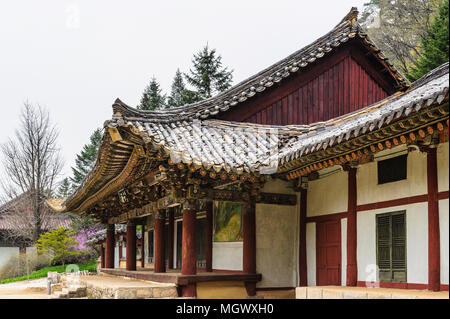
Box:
[81,274,178,299]
[0,278,49,299]
[296,286,449,299]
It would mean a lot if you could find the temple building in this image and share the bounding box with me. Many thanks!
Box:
[55,8,449,298]
[0,192,72,268]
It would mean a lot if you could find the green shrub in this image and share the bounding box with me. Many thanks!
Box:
[0,259,98,284]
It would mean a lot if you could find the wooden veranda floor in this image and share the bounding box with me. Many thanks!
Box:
[100,267,262,286]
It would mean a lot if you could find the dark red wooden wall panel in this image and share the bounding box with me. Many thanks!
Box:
[236,55,388,126]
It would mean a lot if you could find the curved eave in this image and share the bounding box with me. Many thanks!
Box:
[63,133,137,213]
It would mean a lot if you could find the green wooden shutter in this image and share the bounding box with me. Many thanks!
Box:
[377,214,392,282]
[376,212,406,282]
[391,212,406,282]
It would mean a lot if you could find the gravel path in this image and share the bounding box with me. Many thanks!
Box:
[0,278,49,299]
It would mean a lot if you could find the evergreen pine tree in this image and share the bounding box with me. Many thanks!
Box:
[185,44,233,99]
[70,128,103,191]
[138,77,167,110]
[407,0,449,81]
[167,69,202,107]
[57,178,71,197]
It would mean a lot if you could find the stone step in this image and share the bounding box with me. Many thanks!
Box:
[51,291,69,299]
[51,286,87,299]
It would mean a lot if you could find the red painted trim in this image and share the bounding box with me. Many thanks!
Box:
[181,283,197,298]
[427,148,440,292]
[299,189,308,286]
[441,284,449,291]
[306,212,348,223]
[126,222,137,271]
[357,194,428,212]
[212,269,245,274]
[154,218,165,273]
[205,202,213,272]
[100,244,105,269]
[438,190,449,200]
[141,224,145,268]
[105,224,115,268]
[346,168,358,286]
[305,191,449,223]
[243,200,256,275]
[181,210,197,276]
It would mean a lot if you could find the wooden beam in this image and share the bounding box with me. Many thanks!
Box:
[186,186,297,205]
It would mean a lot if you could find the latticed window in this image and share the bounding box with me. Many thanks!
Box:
[376,211,407,282]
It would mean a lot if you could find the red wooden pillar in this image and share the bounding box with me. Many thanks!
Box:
[154,211,166,273]
[181,202,197,297]
[118,240,122,260]
[427,147,440,291]
[141,223,145,268]
[105,224,115,268]
[299,188,308,286]
[167,208,174,270]
[346,167,358,286]
[126,220,137,271]
[205,201,213,272]
[100,242,105,269]
[243,199,257,296]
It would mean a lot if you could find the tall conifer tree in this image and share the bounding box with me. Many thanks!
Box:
[167,69,202,107]
[70,128,103,192]
[57,178,71,197]
[138,77,167,110]
[185,45,233,99]
[407,0,449,81]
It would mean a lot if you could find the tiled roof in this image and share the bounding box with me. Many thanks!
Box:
[278,62,449,166]
[106,117,302,174]
[106,63,448,177]
[111,7,407,124]
[61,9,449,215]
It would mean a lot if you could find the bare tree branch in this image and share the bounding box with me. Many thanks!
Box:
[0,102,65,244]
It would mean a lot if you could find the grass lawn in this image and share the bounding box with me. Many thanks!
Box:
[0,259,97,284]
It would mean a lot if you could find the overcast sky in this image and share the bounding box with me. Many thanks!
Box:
[0,0,368,185]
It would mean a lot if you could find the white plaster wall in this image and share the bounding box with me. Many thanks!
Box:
[357,203,428,284]
[212,242,243,271]
[307,170,348,216]
[440,199,449,285]
[114,245,120,268]
[357,148,427,205]
[341,218,347,286]
[256,202,298,288]
[144,232,149,264]
[306,222,316,286]
[0,247,19,269]
[357,211,377,282]
[255,178,299,288]
[406,203,428,284]
[437,142,449,192]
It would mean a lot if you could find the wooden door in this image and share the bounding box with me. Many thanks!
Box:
[316,220,341,286]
